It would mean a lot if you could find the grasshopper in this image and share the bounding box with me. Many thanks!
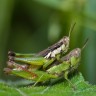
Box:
[4,38,88,88]
[4,48,81,88]
[8,23,76,70]
[4,48,81,80]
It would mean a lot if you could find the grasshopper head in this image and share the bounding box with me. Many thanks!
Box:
[60,36,69,45]
[59,36,69,52]
[70,48,81,58]
[62,48,81,61]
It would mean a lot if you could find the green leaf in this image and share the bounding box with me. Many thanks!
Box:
[0,73,96,96]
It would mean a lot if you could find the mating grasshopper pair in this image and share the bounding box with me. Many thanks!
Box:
[4,23,88,87]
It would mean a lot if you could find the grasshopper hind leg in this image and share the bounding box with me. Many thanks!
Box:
[8,51,36,58]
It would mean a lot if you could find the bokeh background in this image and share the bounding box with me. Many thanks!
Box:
[0,0,96,84]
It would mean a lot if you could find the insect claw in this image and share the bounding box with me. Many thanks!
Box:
[72,85,77,91]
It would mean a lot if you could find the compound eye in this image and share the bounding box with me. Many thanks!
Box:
[64,38,67,42]
[64,38,67,41]
[75,50,78,55]
[64,37,69,42]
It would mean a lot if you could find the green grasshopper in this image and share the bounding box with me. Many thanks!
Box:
[4,23,89,89]
[8,23,76,70]
[4,38,88,88]
[4,47,81,88]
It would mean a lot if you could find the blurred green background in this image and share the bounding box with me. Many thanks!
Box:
[0,0,96,84]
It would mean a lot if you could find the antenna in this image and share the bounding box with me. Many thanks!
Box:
[68,22,76,38]
[81,38,89,51]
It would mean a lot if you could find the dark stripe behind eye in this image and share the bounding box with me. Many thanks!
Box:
[38,41,63,57]
[49,42,63,51]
